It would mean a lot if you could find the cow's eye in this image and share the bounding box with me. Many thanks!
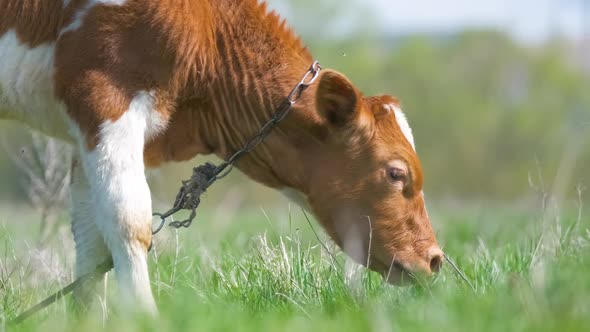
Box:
[387,167,407,183]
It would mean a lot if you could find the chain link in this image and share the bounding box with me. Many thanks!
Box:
[152,61,322,234]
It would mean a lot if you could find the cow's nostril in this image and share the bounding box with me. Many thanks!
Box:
[430,254,443,273]
[428,247,444,273]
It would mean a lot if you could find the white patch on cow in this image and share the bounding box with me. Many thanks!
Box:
[0,30,72,140]
[134,90,168,140]
[77,91,163,315]
[60,0,128,36]
[281,187,312,213]
[384,103,415,150]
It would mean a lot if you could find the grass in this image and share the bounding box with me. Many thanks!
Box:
[0,196,589,332]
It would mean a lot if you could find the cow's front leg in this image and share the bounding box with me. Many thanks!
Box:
[70,156,110,314]
[76,92,162,315]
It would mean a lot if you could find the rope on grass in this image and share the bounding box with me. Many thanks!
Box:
[7,259,113,326]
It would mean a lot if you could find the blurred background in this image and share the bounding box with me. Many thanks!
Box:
[0,0,588,233]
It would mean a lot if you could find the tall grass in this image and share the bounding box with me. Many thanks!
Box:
[0,198,589,331]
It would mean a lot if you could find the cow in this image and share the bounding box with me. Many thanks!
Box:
[0,0,443,314]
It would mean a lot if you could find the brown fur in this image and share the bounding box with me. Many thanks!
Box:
[0,0,81,46]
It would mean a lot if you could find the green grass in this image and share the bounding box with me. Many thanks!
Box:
[1,200,589,332]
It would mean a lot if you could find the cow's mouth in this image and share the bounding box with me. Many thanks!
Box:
[370,258,415,285]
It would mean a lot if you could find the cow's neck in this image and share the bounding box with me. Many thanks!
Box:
[194,10,322,194]
[201,63,322,194]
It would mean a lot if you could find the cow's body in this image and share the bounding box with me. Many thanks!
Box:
[1,0,443,316]
[0,29,69,139]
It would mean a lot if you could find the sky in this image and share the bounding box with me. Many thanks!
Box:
[371,0,587,43]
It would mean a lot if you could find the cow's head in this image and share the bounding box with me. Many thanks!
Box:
[299,69,442,284]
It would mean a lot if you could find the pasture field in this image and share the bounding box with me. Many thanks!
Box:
[1,197,589,332]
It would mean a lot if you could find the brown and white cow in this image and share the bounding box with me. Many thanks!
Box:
[0,0,443,314]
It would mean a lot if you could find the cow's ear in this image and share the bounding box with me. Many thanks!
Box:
[316,70,360,127]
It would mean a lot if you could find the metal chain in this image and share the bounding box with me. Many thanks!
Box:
[152,60,322,234]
